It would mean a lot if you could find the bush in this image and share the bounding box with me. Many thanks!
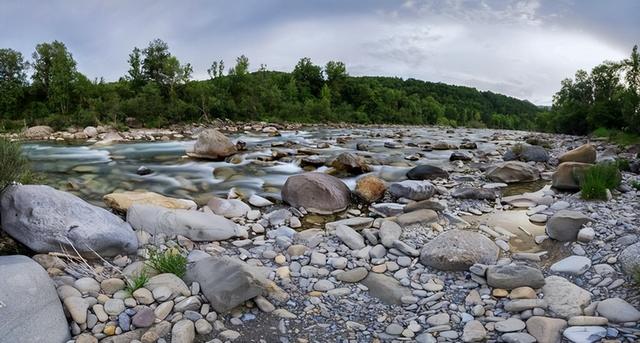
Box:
[146,247,187,278]
[631,180,640,190]
[580,162,622,200]
[0,138,31,189]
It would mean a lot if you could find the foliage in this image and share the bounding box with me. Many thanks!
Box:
[125,271,149,295]
[580,163,622,200]
[631,180,640,191]
[0,138,31,189]
[146,247,187,278]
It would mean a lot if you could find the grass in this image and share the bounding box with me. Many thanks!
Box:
[632,180,640,190]
[580,162,622,200]
[125,271,149,295]
[592,127,640,146]
[146,247,188,278]
[0,138,32,189]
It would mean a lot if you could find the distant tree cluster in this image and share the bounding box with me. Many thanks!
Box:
[0,39,542,131]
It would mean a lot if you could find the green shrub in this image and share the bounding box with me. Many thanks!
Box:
[631,180,640,190]
[125,272,149,295]
[0,138,31,189]
[580,162,622,200]
[146,248,187,278]
[592,127,610,137]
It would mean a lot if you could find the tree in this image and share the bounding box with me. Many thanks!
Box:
[141,39,170,84]
[207,60,224,79]
[0,48,28,117]
[32,41,79,114]
[293,57,323,98]
[618,45,640,131]
[127,47,145,90]
[230,55,249,76]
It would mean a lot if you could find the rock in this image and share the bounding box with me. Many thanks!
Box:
[563,326,607,343]
[452,187,497,200]
[495,318,526,332]
[542,276,592,319]
[104,298,125,316]
[0,185,137,257]
[63,296,88,324]
[75,277,100,294]
[510,287,537,299]
[504,299,547,312]
[369,203,405,217]
[379,221,402,248]
[525,316,567,343]
[462,320,486,342]
[186,129,237,160]
[450,151,472,161]
[426,313,450,326]
[206,197,250,218]
[103,191,196,212]
[546,210,590,242]
[132,287,154,304]
[360,272,412,305]
[131,307,155,328]
[127,204,237,241]
[619,242,640,276]
[355,175,387,203]
[567,316,608,326]
[329,152,371,174]
[486,264,545,289]
[336,267,369,283]
[335,224,366,250]
[248,194,273,207]
[486,161,540,183]
[577,227,595,242]
[406,165,449,180]
[184,256,268,313]
[281,172,351,214]
[550,256,591,275]
[94,131,124,145]
[146,273,191,297]
[171,320,195,343]
[23,125,53,139]
[551,162,592,191]
[420,230,499,271]
[388,180,436,201]
[504,144,549,162]
[101,278,125,294]
[404,199,446,212]
[596,298,640,323]
[502,333,536,343]
[83,126,98,138]
[396,209,438,226]
[559,144,597,164]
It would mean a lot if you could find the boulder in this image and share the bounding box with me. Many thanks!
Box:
[355,175,387,203]
[0,185,137,257]
[596,298,640,323]
[486,264,545,289]
[542,276,591,318]
[329,152,371,174]
[103,191,197,212]
[335,224,365,250]
[526,316,567,343]
[451,187,497,200]
[83,126,98,138]
[388,180,436,201]
[186,129,237,160]
[546,210,590,242]
[127,204,237,241]
[281,172,351,214]
[406,165,449,180]
[396,209,438,227]
[551,162,592,191]
[0,255,70,343]
[23,125,53,139]
[450,151,472,161]
[206,197,250,218]
[504,144,549,162]
[486,161,540,183]
[559,144,597,164]
[360,272,412,305]
[420,230,499,271]
[619,242,640,276]
[184,256,269,312]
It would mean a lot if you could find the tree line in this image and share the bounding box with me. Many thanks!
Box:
[0,38,637,137]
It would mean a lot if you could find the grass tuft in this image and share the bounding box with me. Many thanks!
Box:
[631,180,640,190]
[580,162,622,200]
[125,271,149,295]
[146,247,188,278]
[0,138,32,189]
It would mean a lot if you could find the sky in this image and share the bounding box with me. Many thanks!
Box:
[1,0,638,105]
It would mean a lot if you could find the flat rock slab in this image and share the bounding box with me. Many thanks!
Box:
[360,273,411,305]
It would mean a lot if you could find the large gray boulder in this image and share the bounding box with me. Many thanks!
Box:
[552,162,592,191]
[619,242,640,276]
[281,172,351,214]
[127,204,237,241]
[0,185,137,257]
[389,180,436,201]
[23,125,53,139]
[420,230,499,271]
[504,144,549,162]
[486,264,545,289]
[184,256,269,312]
[186,129,237,160]
[0,255,70,343]
[486,161,540,183]
[406,165,449,180]
[360,272,412,305]
[546,210,590,242]
[542,276,592,319]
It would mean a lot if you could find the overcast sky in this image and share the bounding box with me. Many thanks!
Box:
[1,0,638,105]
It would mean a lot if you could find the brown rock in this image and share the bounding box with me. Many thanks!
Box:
[282,172,351,214]
[103,191,197,212]
[558,144,596,164]
[186,129,237,160]
[525,316,567,343]
[551,162,592,191]
[355,175,387,203]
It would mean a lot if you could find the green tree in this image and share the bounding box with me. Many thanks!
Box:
[293,57,323,99]
[127,47,145,90]
[31,41,79,114]
[0,48,28,118]
[230,55,249,76]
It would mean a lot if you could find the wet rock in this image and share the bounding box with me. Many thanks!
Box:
[559,144,597,164]
[450,151,473,161]
[552,162,592,191]
[127,204,237,241]
[103,191,197,212]
[389,180,436,201]
[329,152,371,174]
[486,264,545,289]
[360,272,412,305]
[186,129,237,160]
[282,172,351,214]
[207,197,250,218]
[596,298,640,323]
[420,230,499,271]
[136,166,153,175]
[452,187,497,200]
[546,210,590,241]
[23,125,53,139]
[460,142,477,149]
[184,256,268,313]
[355,175,387,203]
[0,185,137,257]
[504,144,549,162]
[526,316,567,343]
[486,161,540,183]
[542,276,592,319]
[406,165,449,180]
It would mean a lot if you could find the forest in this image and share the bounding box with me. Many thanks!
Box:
[0,39,638,138]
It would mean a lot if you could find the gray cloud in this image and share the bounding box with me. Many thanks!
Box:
[0,0,637,105]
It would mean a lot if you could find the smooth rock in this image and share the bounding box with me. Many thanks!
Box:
[486,161,540,183]
[546,210,590,242]
[542,276,592,319]
[596,297,640,323]
[486,264,545,289]
[103,191,196,212]
[550,256,591,275]
[186,129,237,160]
[281,172,351,214]
[526,316,567,343]
[420,230,499,271]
